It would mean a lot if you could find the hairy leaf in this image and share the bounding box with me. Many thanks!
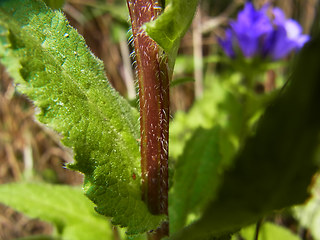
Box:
[171,36,320,240]
[0,183,112,240]
[0,0,164,234]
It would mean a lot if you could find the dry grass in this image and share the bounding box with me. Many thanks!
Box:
[0,65,83,239]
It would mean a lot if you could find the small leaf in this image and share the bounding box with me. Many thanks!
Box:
[144,0,199,72]
[171,35,320,240]
[0,183,112,240]
[145,0,199,53]
[0,0,164,234]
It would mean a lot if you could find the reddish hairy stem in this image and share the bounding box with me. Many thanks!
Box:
[127,0,169,225]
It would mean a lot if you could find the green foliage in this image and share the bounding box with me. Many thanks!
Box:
[169,73,271,160]
[0,182,112,240]
[0,0,164,234]
[170,35,320,240]
[232,222,301,240]
[169,74,241,159]
[169,73,275,235]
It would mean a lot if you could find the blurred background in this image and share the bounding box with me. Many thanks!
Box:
[0,0,318,239]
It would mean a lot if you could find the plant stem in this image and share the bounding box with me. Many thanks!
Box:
[126,0,170,235]
[240,75,254,142]
[192,6,203,98]
[254,219,263,240]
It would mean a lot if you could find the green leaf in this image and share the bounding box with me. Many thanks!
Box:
[145,0,198,52]
[0,182,112,240]
[0,0,164,234]
[144,0,199,72]
[233,222,301,240]
[170,36,320,240]
[169,127,227,234]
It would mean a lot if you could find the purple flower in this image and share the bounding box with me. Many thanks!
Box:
[218,2,310,60]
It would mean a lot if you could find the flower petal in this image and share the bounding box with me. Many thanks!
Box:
[266,26,298,60]
[273,7,286,25]
[285,19,303,38]
[218,29,236,58]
